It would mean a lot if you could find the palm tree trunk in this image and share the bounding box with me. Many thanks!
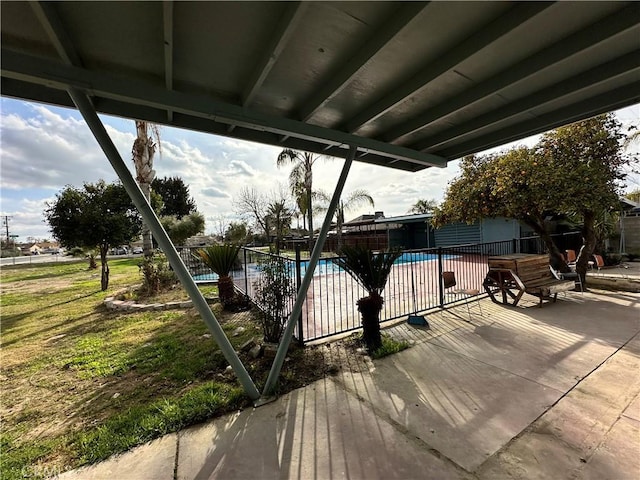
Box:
[357,293,384,351]
[218,275,235,306]
[307,188,313,253]
[133,121,157,258]
[139,182,153,256]
[336,204,346,253]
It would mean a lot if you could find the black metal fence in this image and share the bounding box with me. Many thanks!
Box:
[179,232,581,344]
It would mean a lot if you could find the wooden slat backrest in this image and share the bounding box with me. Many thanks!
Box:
[488,254,552,287]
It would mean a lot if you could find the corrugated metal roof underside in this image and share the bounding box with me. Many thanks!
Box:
[2,1,639,171]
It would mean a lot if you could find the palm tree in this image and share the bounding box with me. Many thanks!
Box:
[132,121,161,257]
[196,244,241,307]
[266,199,293,254]
[408,198,438,214]
[335,190,375,251]
[333,245,402,351]
[277,149,323,252]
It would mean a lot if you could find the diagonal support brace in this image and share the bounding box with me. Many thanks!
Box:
[67,87,261,401]
[261,145,357,398]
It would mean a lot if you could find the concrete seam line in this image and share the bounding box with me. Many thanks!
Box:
[173,434,180,480]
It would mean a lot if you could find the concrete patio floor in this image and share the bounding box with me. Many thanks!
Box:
[57,286,640,480]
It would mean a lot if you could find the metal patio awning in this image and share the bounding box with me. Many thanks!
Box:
[2,1,639,401]
[2,1,639,172]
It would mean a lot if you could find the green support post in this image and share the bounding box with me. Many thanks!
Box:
[67,88,261,401]
[261,145,356,399]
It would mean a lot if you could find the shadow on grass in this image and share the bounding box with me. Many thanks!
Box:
[0,262,89,282]
[1,290,103,337]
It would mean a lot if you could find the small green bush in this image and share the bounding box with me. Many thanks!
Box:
[253,256,297,343]
[138,254,177,295]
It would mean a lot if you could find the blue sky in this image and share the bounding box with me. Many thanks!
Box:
[0,97,638,242]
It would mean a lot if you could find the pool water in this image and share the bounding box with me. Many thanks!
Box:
[298,252,455,276]
[192,252,457,281]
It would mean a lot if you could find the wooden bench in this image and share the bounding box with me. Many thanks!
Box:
[483,254,574,307]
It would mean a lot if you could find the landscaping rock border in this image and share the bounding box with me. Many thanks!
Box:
[104,291,218,312]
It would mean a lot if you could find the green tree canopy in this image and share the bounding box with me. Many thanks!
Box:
[151,176,197,219]
[225,221,249,244]
[160,212,205,246]
[44,180,142,290]
[434,113,633,277]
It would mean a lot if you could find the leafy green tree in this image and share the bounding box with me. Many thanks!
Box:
[44,181,142,290]
[408,198,438,214]
[196,244,241,307]
[333,246,402,351]
[160,212,205,245]
[151,176,197,218]
[277,149,324,252]
[225,221,249,244]
[434,113,632,284]
[537,114,631,277]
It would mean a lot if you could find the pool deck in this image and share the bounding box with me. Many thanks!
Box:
[58,283,640,480]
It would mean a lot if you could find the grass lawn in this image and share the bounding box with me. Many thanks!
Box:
[0,258,333,479]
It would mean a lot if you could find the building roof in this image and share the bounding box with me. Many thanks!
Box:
[2,1,638,172]
[375,213,432,225]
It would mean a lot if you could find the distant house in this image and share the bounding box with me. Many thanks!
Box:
[320,212,525,251]
[19,242,61,255]
[323,211,388,251]
[370,214,523,250]
[20,243,42,255]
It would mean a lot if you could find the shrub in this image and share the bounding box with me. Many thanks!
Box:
[253,256,297,343]
[138,254,177,296]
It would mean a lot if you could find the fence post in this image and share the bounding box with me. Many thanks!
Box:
[295,242,304,347]
[512,238,517,254]
[437,247,444,307]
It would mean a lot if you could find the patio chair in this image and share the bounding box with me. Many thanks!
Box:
[592,254,605,273]
[565,249,577,268]
[442,271,483,321]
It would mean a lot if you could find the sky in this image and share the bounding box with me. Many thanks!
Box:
[0,97,638,242]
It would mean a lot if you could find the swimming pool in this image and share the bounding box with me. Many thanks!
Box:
[297,252,457,276]
[192,252,458,281]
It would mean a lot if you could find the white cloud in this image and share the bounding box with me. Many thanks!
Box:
[201,187,231,199]
[2,99,638,240]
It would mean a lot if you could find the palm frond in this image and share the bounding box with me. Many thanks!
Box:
[333,245,402,295]
[195,244,241,276]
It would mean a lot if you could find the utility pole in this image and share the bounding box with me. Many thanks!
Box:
[2,216,12,246]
